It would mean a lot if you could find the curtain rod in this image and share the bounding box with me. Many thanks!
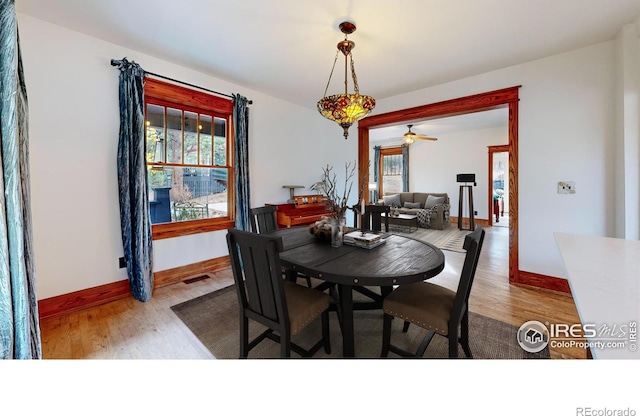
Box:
[374,144,409,149]
[110,59,252,104]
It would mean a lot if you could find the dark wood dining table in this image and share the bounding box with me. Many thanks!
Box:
[270,226,445,358]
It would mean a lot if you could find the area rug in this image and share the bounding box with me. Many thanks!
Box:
[171,286,549,359]
[394,226,472,253]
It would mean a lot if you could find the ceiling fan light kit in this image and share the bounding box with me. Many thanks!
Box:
[397,124,438,145]
[317,21,375,139]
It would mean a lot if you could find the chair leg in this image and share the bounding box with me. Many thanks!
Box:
[281,331,291,358]
[305,275,312,288]
[448,333,458,358]
[402,321,410,333]
[321,310,331,354]
[239,315,249,358]
[380,313,393,357]
[415,330,436,357]
[460,311,473,358]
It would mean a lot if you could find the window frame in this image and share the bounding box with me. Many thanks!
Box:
[144,78,235,240]
[378,146,403,196]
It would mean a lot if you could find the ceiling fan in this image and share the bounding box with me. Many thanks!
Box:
[394,124,438,145]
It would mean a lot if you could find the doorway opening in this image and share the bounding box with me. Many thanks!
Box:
[488,145,509,228]
[357,86,520,284]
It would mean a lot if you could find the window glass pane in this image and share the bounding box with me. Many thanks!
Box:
[147,166,229,224]
[383,154,402,175]
[146,104,165,163]
[199,114,213,165]
[166,108,183,164]
[382,154,402,195]
[213,117,227,165]
[184,111,198,165]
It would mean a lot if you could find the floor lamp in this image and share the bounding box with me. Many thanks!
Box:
[457,174,476,231]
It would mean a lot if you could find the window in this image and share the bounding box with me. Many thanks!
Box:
[144,78,235,239]
[378,147,403,196]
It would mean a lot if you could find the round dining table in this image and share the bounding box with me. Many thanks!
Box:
[270,226,445,358]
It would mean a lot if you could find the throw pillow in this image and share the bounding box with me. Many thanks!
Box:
[403,202,422,209]
[425,195,445,209]
[383,194,402,208]
[416,209,431,228]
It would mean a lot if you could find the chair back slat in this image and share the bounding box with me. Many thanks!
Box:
[227,229,288,325]
[451,226,485,319]
[250,205,278,234]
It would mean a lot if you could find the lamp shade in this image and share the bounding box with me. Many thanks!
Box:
[317,93,375,138]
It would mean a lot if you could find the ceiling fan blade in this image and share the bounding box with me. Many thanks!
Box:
[414,135,438,141]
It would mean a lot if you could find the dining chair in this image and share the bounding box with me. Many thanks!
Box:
[226,228,331,358]
[347,204,392,312]
[249,205,312,288]
[249,205,278,234]
[380,226,485,358]
[363,204,390,232]
[352,204,390,232]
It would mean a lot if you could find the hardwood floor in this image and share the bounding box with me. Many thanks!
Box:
[39,225,586,359]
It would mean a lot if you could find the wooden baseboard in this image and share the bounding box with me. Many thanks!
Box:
[38,280,132,321]
[153,256,230,287]
[450,217,490,227]
[38,255,230,321]
[516,270,571,294]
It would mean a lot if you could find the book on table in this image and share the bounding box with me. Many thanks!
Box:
[344,231,385,249]
[344,239,386,249]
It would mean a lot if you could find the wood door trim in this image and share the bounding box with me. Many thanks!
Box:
[488,145,509,226]
[357,86,522,285]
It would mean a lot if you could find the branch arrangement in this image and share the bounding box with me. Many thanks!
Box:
[320,162,356,218]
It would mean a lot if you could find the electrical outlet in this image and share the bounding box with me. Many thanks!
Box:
[119,257,126,269]
[557,181,575,194]
[474,211,478,215]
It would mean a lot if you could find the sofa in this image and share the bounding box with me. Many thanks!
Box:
[378,192,451,230]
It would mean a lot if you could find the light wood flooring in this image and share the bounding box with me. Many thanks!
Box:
[39,226,586,359]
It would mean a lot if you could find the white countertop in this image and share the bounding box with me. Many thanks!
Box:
[555,232,639,359]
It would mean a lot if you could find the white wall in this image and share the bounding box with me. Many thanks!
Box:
[372,125,508,219]
[375,41,619,279]
[18,13,639,298]
[614,21,640,239]
[18,14,351,299]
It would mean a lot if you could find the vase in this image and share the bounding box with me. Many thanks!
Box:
[329,216,346,248]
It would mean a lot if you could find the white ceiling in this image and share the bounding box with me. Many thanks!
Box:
[368,108,509,143]
[16,0,640,133]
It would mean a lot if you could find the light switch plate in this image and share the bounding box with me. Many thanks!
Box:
[557,181,575,194]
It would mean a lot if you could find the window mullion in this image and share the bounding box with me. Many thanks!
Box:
[197,113,201,166]
[181,109,185,165]
[163,107,167,163]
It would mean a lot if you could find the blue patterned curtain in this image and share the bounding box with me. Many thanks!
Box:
[402,144,409,192]
[373,146,381,201]
[115,58,154,302]
[233,94,251,231]
[0,0,42,359]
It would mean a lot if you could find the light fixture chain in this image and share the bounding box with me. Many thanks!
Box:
[322,49,340,97]
[350,54,360,94]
